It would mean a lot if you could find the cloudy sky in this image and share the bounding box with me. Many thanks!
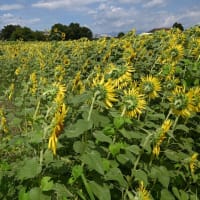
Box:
[0,0,200,34]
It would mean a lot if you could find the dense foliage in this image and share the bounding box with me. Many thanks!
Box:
[0,26,200,200]
[0,23,93,41]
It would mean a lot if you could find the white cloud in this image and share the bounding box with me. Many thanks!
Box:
[143,0,166,8]
[32,0,104,9]
[0,13,40,29]
[0,4,24,11]
[89,3,137,33]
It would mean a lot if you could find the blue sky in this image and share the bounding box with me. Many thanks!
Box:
[0,0,200,34]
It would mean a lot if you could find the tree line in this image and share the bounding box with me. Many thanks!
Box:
[0,22,93,41]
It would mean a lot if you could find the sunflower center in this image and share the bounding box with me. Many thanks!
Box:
[124,96,138,110]
[143,82,154,94]
[166,81,175,90]
[174,94,188,110]
[111,66,126,79]
[171,48,179,58]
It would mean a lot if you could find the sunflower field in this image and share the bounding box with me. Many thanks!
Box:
[0,26,200,200]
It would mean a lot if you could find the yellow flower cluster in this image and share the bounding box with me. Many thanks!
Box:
[29,72,37,94]
[153,119,172,157]
[0,108,8,133]
[48,103,68,155]
[189,153,198,174]
[136,181,151,200]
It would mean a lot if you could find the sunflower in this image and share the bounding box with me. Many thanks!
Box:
[135,181,151,200]
[53,82,67,105]
[166,43,184,62]
[168,86,195,118]
[163,76,179,91]
[106,63,134,89]
[121,87,146,118]
[153,119,172,157]
[189,153,198,174]
[72,71,85,94]
[188,86,200,113]
[92,75,118,108]
[140,75,161,99]
[48,103,68,155]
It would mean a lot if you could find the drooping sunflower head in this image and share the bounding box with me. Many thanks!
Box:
[106,63,134,89]
[92,75,118,108]
[121,87,146,118]
[163,76,179,91]
[189,153,198,174]
[188,86,200,113]
[135,181,151,200]
[168,86,195,118]
[140,75,161,99]
[53,82,67,105]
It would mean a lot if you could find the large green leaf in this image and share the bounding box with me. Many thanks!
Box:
[65,119,93,138]
[93,131,112,144]
[54,183,73,198]
[132,169,148,186]
[160,189,175,200]
[89,181,111,200]
[105,167,128,187]
[150,166,170,188]
[28,187,50,200]
[17,158,42,180]
[40,176,54,192]
[81,151,104,175]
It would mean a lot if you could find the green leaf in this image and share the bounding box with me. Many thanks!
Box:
[172,187,181,199]
[126,145,141,155]
[151,166,170,188]
[65,119,93,138]
[54,183,73,198]
[43,149,54,164]
[105,167,128,187]
[81,151,104,175]
[175,124,189,133]
[161,189,175,200]
[109,143,124,156]
[147,113,165,121]
[72,165,83,180]
[132,169,148,186]
[28,187,51,200]
[89,181,111,200]
[103,126,116,135]
[119,128,133,139]
[91,110,111,127]
[93,131,112,143]
[116,154,130,164]
[17,158,42,180]
[165,150,180,162]
[180,190,189,200]
[18,187,29,200]
[73,141,87,154]
[114,117,124,129]
[40,176,54,191]
[119,128,145,139]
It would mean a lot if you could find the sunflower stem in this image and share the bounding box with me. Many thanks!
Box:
[121,106,126,117]
[172,115,180,131]
[166,109,172,120]
[87,91,98,121]
[33,98,41,121]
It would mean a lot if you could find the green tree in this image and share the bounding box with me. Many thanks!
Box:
[49,22,93,41]
[117,32,125,38]
[172,22,184,31]
[10,26,35,41]
[0,24,21,40]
